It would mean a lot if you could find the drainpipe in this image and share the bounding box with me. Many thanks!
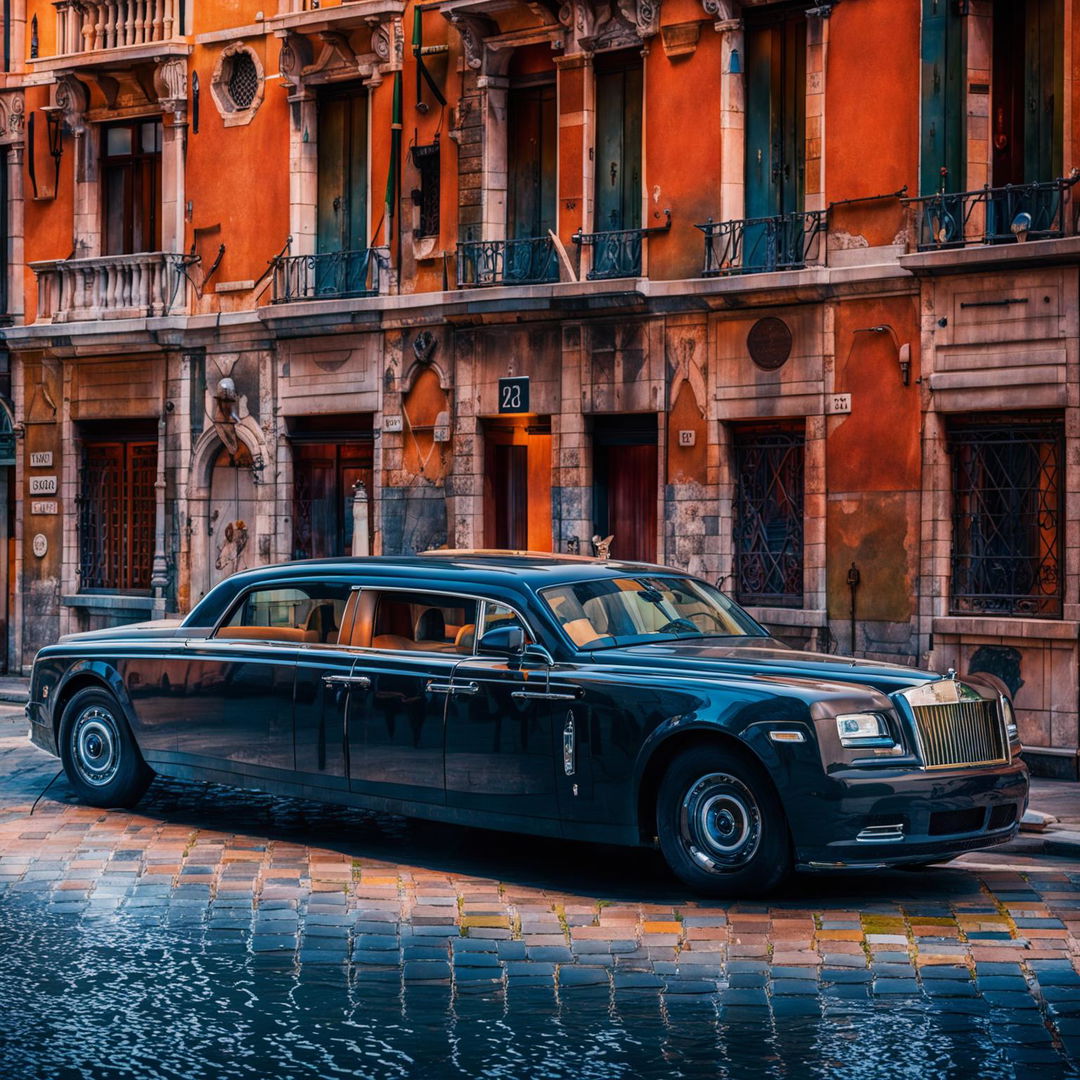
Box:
[846,561,860,656]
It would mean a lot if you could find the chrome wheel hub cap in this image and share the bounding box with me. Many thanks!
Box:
[72,707,120,787]
[679,772,761,873]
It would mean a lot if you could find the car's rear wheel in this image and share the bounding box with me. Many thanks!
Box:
[656,745,790,896]
[58,687,153,808]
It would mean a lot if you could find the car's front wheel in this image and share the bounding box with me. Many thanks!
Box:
[656,745,791,896]
[58,687,153,808]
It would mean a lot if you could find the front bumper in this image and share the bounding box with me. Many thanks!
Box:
[791,758,1029,870]
[26,700,58,757]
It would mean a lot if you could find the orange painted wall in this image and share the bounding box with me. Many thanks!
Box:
[186,35,289,295]
[644,23,722,281]
[824,0,921,244]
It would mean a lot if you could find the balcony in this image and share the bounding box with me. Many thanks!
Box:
[697,211,825,277]
[31,252,192,323]
[268,0,405,34]
[271,248,391,303]
[572,213,672,281]
[38,1,190,70]
[907,178,1079,252]
[457,237,559,288]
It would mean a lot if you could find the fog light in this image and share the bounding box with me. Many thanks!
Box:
[836,712,896,749]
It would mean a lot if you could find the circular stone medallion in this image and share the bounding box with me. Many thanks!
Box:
[747,317,793,371]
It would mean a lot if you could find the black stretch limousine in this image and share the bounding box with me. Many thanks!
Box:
[27,553,1028,894]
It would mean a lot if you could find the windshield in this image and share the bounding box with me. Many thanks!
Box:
[539,576,765,650]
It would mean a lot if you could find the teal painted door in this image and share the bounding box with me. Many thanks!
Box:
[593,52,642,233]
[920,0,964,195]
[317,89,368,255]
[744,15,805,267]
[508,82,557,239]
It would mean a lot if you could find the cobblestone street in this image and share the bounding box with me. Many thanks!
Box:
[2,706,1079,1079]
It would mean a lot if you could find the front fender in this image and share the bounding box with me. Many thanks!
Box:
[632,696,823,821]
[52,659,138,738]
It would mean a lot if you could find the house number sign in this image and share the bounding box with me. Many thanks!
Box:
[29,475,58,495]
[498,377,530,414]
[30,451,53,467]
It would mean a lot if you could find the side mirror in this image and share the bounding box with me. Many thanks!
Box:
[478,625,525,656]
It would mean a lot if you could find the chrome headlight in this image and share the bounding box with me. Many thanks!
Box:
[1001,696,1019,742]
[836,712,897,749]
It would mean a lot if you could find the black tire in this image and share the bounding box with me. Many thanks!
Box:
[58,687,153,808]
[656,745,791,897]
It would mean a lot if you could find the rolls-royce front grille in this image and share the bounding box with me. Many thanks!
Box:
[912,699,1008,769]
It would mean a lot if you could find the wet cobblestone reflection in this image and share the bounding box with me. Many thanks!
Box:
[2,715,1079,1078]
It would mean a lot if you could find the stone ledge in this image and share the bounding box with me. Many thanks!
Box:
[931,616,1080,642]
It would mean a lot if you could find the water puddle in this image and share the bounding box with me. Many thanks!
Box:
[1,899,1075,1079]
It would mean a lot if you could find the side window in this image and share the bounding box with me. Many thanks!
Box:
[368,592,479,654]
[217,583,353,643]
[479,601,533,647]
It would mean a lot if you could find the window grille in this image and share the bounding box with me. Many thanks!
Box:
[949,417,1063,617]
[411,141,440,238]
[227,51,259,110]
[732,425,805,607]
[78,440,157,592]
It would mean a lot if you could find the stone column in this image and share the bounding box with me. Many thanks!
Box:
[280,34,317,257]
[55,76,96,257]
[156,58,189,254]
[477,75,509,243]
[715,16,744,224]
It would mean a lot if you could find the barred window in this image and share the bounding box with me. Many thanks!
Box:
[411,141,440,239]
[227,51,259,110]
[78,435,157,592]
[949,415,1063,618]
[732,423,805,608]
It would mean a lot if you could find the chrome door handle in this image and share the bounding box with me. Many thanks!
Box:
[511,691,578,701]
[322,674,371,690]
[427,681,479,696]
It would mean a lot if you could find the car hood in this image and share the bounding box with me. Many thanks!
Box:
[589,637,942,697]
[58,619,187,643]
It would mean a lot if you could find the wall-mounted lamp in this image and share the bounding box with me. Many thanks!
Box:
[41,105,64,195]
[1011,212,1032,243]
[853,324,913,387]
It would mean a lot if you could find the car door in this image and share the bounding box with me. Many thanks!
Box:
[175,582,332,777]
[346,588,479,806]
[290,583,365,793]
[444,599,573,821]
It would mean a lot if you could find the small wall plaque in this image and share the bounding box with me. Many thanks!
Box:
[31,500,58,515]
[30,451,53,468]
[827,393,853,414]
[383,415,403,433]
[32,534,48,558]
[29,475,57,495]
[678,430,696,447]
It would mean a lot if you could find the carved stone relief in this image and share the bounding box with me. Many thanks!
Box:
[0,91,26,145]
[54,75,90,136]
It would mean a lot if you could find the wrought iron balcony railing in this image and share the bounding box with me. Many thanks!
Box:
[572,211,671,281]
[697,210,825,277]
[907,178,1079,251]
[271,247,390,303]
[53,1,185,56]
[31,252,193,323]
[457,236,559,288]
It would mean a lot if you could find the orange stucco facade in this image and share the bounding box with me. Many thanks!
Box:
[2,0,1080,775]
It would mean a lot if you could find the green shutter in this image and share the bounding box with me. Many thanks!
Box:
[920,0,963,195]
